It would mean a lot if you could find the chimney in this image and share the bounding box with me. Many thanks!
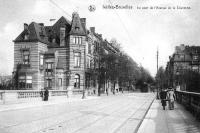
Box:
[60,25,66,46]
[80,18,86,28]
[24,23,28,30]
[90,27,95,33]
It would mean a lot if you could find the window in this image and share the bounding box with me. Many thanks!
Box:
[95,42,99,53]
[90,59,93,68]
[179,54,184,59]
[19,75,32,89]
[22,50,30,64]
[24,34,29,40]
[74,74,80,88]
[40,54,44,66]
[58,78,62,87]
[192,66,199,72]
[193,55,198,60]
[88,43,91,54]
[46,62,53,75]
[19,76,26,89]
[74,53,81,67]
[26,76,32,88]
[87,58,90,68]
[46,79,52,88]
[73,36,82,44]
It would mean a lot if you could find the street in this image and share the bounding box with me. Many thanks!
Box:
[0,93,155,133]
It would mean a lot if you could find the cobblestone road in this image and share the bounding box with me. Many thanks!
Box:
[0,93,155,133]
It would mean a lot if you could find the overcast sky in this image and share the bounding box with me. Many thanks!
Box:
[0,0,200,76]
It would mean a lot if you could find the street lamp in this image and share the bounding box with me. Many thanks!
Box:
[176,71,180,90]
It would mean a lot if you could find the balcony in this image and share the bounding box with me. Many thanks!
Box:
[17,64,31,69]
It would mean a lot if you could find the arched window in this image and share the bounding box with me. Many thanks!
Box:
[74,74,80,88]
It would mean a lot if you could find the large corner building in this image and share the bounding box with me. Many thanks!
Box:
[13,12,120,93]
[13,13,88,91]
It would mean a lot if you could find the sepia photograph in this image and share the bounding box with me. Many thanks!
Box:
[0,0,200,132]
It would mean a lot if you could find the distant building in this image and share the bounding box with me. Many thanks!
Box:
[166,44,200,89]
[0,75,12,85]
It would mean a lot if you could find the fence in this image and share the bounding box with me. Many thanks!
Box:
[176,90,200,120]
[0,90,69,104]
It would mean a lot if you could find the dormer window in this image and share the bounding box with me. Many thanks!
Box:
[75,27,79,31]
[52,38,56,43]
[24,34,29,40]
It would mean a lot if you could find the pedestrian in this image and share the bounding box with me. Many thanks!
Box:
[112,87,115,95]
[167,87,176,110]
[40,90,44,101]
[106,88,108,96]
[44,88,49,101]
[159,89,167,110]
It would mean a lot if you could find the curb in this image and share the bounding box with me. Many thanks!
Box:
[134,96,156,133]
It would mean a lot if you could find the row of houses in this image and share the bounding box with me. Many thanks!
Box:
[165,44,200,90]
[13,12,121,94]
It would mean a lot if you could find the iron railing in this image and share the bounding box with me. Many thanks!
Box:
[176,90,200,120]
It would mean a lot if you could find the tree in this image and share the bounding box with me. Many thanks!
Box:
[155,66,168,89]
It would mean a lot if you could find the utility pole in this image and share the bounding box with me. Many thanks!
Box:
[156,48,159,99]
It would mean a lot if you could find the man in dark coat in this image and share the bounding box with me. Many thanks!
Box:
[160,89,167,110]
[44,88,49,101]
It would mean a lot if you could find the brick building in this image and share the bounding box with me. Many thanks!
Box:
[13,12,121,93]
[13,12,86,92]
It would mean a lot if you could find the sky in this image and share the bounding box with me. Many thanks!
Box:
[0,0,200,76]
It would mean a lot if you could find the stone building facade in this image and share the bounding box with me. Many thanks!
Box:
[13,12,86,91]
[166,44,200,89]
[13,12,121,93]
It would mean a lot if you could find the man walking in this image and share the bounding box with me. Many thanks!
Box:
[167,87,176,110]
[160,89,167,110]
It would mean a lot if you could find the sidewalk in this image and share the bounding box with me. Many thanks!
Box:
[137,100,200,133]
[0,95,99,112]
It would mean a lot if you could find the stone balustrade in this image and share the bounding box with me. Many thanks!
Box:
[0,90,69,104]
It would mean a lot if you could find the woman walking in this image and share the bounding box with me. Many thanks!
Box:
[160,89,167,110]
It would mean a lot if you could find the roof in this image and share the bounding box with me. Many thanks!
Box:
[69,12,86,36]
[14,22,49,44]
[14,14,86,46]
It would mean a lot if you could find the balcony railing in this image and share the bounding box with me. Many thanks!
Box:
[176,90,200,120]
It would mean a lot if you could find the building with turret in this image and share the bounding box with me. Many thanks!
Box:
[13,12,121,94]
[13,12,86,92]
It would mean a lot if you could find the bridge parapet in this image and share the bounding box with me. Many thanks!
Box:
[176,90,200,120]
